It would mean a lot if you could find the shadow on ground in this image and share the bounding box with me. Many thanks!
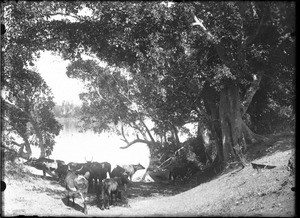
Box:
[62,181,192,210]
[126,182,190,199]
[61,197,86,214]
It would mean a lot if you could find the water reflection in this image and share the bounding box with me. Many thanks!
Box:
[51,117,150,168]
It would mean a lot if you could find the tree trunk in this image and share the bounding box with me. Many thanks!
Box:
[12,130,32,160]
[30,117,45,158]
[195,121,209,164]
[17,139,32,160]
[219,82,246,165]
[202,83,223,163]
[241,121,268,143]
[171,125,180,145]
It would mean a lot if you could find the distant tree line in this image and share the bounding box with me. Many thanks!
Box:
[52,101,81,118]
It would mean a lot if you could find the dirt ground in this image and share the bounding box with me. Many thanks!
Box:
[2,136,295,217]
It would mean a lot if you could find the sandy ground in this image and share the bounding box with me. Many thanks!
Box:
[2,137,295,217]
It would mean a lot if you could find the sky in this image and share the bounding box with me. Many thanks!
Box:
[32,51,151,169]
[34,51,84,105]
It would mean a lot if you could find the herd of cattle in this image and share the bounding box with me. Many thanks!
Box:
[24,157,145,214]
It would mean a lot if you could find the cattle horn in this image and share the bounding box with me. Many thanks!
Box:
[76,165,84,172]
[85,156,93,163]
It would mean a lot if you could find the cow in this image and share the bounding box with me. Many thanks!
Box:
[67,161,92,190]
[89,161,111,189]
[111,165,129,191]
[100,176,128,210]
[24,157,63,179]
[67,161,111,193]
[111,165,127,178]
[120,163,145,181]
[67,162,88,173]
[65,171,90,215]
[55,163,69,183]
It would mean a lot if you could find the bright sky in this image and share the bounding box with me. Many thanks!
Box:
[34,51,84,105]
[32,51,151,169]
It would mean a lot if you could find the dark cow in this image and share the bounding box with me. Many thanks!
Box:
[65,171,90,214]
[67,162,88,173]
[55,163,69,183]
[120,164,145,181]
[24,157,63,179]
[111,165,127,177]
[100,176,128,210]
[111,165,129,191]
[67,161,111,193]
[114,175,130,191]
[89,162,111,189]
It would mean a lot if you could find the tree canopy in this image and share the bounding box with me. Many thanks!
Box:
[1,1,295,167]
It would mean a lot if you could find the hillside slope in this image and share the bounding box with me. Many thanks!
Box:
[2,137,295,216]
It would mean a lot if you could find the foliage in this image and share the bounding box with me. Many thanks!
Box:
[1,2,63,157]
[1,1,295,162]
[52,101,81,118]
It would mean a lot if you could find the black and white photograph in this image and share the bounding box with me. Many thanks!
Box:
[1,1,295,216]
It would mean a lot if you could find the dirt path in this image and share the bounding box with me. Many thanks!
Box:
[2,138,295,216]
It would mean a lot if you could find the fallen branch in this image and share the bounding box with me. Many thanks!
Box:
[251,162,276,170]
[158,156,173,169]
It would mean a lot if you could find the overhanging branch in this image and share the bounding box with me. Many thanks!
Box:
[241,73,262,116]
[139,117,155,143]
[120,124,129,143]
[119,139,151,149]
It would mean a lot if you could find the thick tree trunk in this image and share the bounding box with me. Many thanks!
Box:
[202,83,223,163]
[195,121,210,164]
[219,82,247,165]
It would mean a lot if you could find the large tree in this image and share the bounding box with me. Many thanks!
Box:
[1,2,63,159]
[2,1,295,168]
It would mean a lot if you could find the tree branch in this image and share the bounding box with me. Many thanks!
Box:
[139,117,155,143]
[119,139,152,149]
[191,13,219,44]
[236,3,269,65]
[192,13,233,68]
[120,124,129,143]
[47,12,86,22]
[158,156,173,169]
[10,141,24,147]
[1,145,18,153]
[241,73,262,116]
[240,5,268,48]
[129,122,148,140]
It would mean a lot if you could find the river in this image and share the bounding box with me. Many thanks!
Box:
[47,117,150,169]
